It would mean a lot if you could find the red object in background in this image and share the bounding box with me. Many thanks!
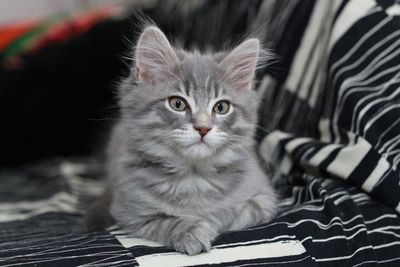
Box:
[31,6,114,52]
[0,20,39,50]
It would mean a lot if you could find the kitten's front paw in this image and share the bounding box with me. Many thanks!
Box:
[172,230,210,255]
[169,221,216,255]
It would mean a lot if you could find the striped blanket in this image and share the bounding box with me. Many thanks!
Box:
[1,0,400,266]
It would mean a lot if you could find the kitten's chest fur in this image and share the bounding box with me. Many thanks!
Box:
[132,154,245,208]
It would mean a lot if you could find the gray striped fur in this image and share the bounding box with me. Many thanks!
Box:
[88,26,277,255]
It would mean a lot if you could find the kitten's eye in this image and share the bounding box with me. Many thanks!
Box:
[213,100,230,114]
[169,97,188,111]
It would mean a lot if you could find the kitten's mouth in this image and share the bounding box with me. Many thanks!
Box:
[190,139,211,149]
[195,140,207,146]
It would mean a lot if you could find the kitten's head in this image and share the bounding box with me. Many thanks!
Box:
[120,26,266,161]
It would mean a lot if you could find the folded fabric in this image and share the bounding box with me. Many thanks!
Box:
[0,6,116,62]
[0,160,398,266]
[261,0,400,214]
[0,20,39,50]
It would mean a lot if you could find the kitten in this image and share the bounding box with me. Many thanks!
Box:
[85,26,278,255]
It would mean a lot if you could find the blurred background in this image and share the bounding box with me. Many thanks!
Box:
[0,0,137,166]
[0,0,273,167]
[0,0,133,24]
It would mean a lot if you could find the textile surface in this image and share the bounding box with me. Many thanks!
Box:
[1,0,400,266]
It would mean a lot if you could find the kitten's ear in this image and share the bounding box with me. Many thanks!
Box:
[135,26,178,85]
[219,39,260,91]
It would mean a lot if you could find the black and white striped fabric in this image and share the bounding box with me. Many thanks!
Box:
[1,163,398,266]
[263,0,400,214]
[1,0,400,266]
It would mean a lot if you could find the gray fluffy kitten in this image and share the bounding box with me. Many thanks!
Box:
[85,26,278,255]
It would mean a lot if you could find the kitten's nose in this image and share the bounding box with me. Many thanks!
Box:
[194,127,212,138]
